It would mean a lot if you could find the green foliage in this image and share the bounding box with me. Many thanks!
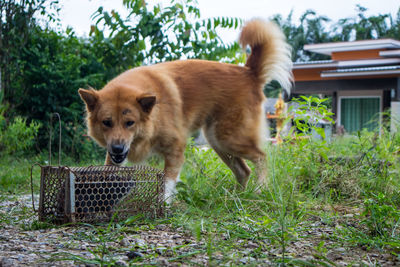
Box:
[362,193,400,237]
[0,0,60,104]
[290,95,334,139]
[90,0,242,69]
[334,5,400,41]
[0,107,41,155]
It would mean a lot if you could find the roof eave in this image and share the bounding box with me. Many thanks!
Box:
[380,50,400,57]
[304,39,400,56]
[321,69,400,78]
[293,62,338,69]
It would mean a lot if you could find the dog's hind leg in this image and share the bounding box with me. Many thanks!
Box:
[224,141,267,189]
[204,108,268,189]
[203,128,252,188]
[214,148,251,188]
[245,149,267,188]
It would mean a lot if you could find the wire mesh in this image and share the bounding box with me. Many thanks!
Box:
[38,165,165,224]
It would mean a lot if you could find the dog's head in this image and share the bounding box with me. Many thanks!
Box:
[78,86,156,165]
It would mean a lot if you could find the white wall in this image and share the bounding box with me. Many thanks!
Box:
[391,101,400,133]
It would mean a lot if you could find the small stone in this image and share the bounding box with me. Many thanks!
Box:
[0,235,9,241]
[156,224,167,230]
[0,257,15,267]
[335,247,346,253]
[132,238,146,248]
[334,255,344,260]
[159,259,169,265]
[304,256,314,261]
[240,258,246,264]
[126,251,144,259]
[156,247,167,255]
[242,249,251,255]
[120,238,130,247]
[115,260,128,266]
[161,232,168,238]
[247,241,258,249]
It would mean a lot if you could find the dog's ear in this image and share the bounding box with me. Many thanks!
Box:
[78,88,98,112]
[137,94,156,113]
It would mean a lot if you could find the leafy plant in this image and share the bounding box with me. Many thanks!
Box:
[290,95,334,140]
[91,0,242,66]
[0,0,60,105]
[362,193,400,237]
[0,114,41,155]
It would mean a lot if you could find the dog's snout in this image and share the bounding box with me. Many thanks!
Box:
[108,142,129,165]
[111,144,125,154]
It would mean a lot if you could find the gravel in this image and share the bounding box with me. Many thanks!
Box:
[1,195,399,266]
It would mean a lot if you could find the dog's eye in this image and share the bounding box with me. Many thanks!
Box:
[126,121,135,127]
[102,120,112,127]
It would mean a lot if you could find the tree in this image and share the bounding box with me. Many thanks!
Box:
[0,0,59,107]
[272,10,332,63]
[333,5,400,41]
[89,0,242,82]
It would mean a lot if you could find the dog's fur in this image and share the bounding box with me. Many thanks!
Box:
[78,19,292,201]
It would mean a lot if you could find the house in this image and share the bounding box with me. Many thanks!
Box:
[292,39,400,133]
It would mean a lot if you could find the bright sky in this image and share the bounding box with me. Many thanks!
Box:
[58,0,400,42]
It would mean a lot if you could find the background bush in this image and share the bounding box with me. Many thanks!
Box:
[0,104,41,156]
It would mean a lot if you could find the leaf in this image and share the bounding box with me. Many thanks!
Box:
[138,39,146,50]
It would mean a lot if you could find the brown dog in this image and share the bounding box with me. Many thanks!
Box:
[78,19,292,202]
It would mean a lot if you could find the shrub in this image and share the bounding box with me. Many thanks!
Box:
[362,193,400,237]
[0,114,41,155]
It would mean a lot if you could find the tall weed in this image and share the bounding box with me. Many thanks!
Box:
[0,112,41,155]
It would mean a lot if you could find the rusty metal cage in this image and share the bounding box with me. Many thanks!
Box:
[31,114,165,224]
[35,165,165,224]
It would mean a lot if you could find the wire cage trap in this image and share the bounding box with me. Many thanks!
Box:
[31,114,165,224]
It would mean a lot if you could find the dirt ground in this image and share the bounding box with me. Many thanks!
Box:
[0,195,398,266]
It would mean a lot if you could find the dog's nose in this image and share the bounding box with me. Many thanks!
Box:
[111,144,125,154]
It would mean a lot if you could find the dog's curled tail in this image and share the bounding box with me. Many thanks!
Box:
[239,19,293,94]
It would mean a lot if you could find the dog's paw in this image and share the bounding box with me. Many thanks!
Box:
[164,179,177,204]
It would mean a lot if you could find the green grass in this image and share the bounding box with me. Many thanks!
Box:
[0,151,104,194]
[1,128,400,265]
[0,155,43,194]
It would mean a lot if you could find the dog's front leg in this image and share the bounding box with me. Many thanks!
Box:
[163,150,185,204]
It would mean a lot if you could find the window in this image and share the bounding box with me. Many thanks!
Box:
[340,97,380,133]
